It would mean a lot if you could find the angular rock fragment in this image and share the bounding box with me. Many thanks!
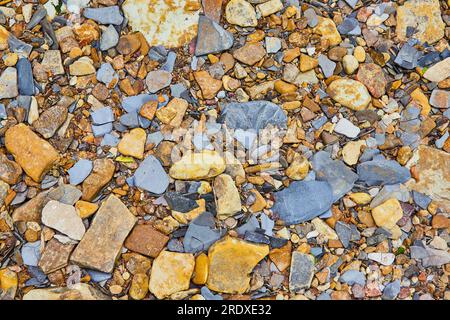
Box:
[183,212,225,253]
[125,224,169,258]
[33,105,68,139]
[327,78,371,111]
[38,238,75,274]
[289,252,314,292]
[81,158,115,201]
[214,174,241,219]
[23,283,110,300]
[41,200,86,240]
[133,155,169,194]
[357,158,411,186]
[195,15,233,56]
[169,150,226,180]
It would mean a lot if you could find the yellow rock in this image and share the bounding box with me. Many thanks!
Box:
[353,46,366,63]
[269,242,291,272]
[410,87,431,116]
[214,174,241,219]
[3,52,18,67]
[129,273,149,300]
[5,124,59,182]
[117,128,146,159]
[207,236,269,294]
[149,251,195,299]
[249,189,267,213]
[197,181,212,194]
[192,253,209,285]
[285,154,310,180]
[75,200,99,219]
[299,54,318,72]
[173,199,206,222]
[314,17,342,47]
[0,268,18,299]
[311,218,338,241]
[155,98,188,127]
[327,78,371,111]
[169,150,226,180]
[274,80,297,94]
[0,25,9,50]
[349,192,371,205]
[371,199,403,229]
[342,140,366,166]
[69,57,96,76]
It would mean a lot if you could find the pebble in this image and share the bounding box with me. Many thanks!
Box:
[342,55,359,74]
[289,252,314,291]
[145,70,172,93]
[357,158,411,186]
[41,200,85,240]
[81,158,115,201]
[133,155,169,194]
[225,0,257,27]
[214,174,241,219]
[327,78,371,111]
[195,15,233,56]
[68,159,93,185]
[334,118,360,138]
[33,105,68,139]
[356,63,387,98]
[83,6,124,25]
[117,128,146,159]
[0,67,18,99]
[169,150,225,180]
[368,252,395,266]
[100,25,119,51]
[184,212,225,253]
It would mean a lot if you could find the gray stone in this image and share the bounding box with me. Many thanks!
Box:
[429,89,449,109]
[304,8,318,27]
[26,5,47,30]
[161,52,177,73]
[201,286,223,300]
[236,215,260,235]
[49,184,82,205]
[83,6,123,25]
[8,35,33,57]
[289,252,314,292]
[183,212,225,253]
[272,180,334,225]
[357,158,411,186]
[122,94,156,113]
[17,58,34,96]
[0,67,18,99]
[133,155,169,194]
[218,101,288,131]
[412,191,432,209]
[335,221,360,248]
[68,159,93,185]
[91,107,114,125]
[340,270,366,286]
[101,133,120,147]
[382,280,401,300]
[312,151,358,202]
[370,184,410,208]
[145,70,172,93]
[318,54,336,78]
[337,17,361,35]
[92,122,113,137]
[21,241,41,266]
[410,245,450,267]
[195,15,234,56]
[100,25,119,51]
[265,37,281,54]
[394,43,422,69]
[96,63,118,86]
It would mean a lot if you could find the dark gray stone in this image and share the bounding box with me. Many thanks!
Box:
[335,221,360,248]
[164,192,199,213]
[289,252,314,292]
[357,158,411,186]
[17,58,34,96]
[27,5,47,30]
[183,212,225,253]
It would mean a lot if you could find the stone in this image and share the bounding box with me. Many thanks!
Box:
[81,158,115,201]
[68,159,93,185]
[69,57,96,76]
[335,221,360,248]
[193,253,209,285]
[125,224,169,258]
[429,89,450,109]
[334,118,360,138]
[311,218,338,241]
[194,71,222,99]
[183,212,225,253]
[356,63,387,98]
[299,54,318,72]
[38,238,75,274]
[75,200,98,219]
[169,151,226,180]
[21,241,41,266]
[123,0,200,47]
[394,43,422,69]
[71,195,137,273]
[342,140,366,166]
[0,153,22,185]
[156,97,188,127]
[423,58,450,83]
[42,200,85,240]
[225,0,257,27]
[289,252,314,291]
[23,283,110,300]
[318,54,336,78]
[327,78,371,111]
[33,105,68,139]
[5,124,59,182]
[145,70,172,93]
[313,17,342,47]
[0,25,9,50]
[195,15,233,56]
[100,25,119,51]
[337,17,361,35]
[17,58,34,96]
[286,154,310,180]
[0,268,18,299]
[312,151,358,202]
[0,67,18,99]
[265,37,281,54]
[149,251,195,299]
[342,55,359,74]
[219,101,287,131]
[256,0,283,17]
[340,270,366,286]
[357,158,411,186]
[117,128,146,159]
[407,146,450,211]
[96,63,118,86]
[233,42,266,65]
[133,155,169,194]
[368,252,395,266]
[207,236,269,294]
[214,174,241,219]
[41,50,65,76]
[371,199,403,231]
[396,0,444,44]
[272,180,334,225]
[354,46,366,63]
[83,6,123,25]
[382,280,401,300]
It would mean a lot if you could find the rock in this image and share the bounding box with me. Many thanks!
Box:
[75,200,98,219]
[149,251,195,299]
[396,0,444,44]
[423,58,450,83]
[313,17,342,47]
[342,140,366,166]
[335,221,360,248]
[233,42,266,65]
[71,195,136,273]
[145,70,172,93]
[41,50,65,76]
[33,105,68,139]
[299,54,318,72]
[411,245,450,267]
[125,224,169,258]
[337,17,361,35]
[169,151,225,180]
[429,89,449,109]
[17,58,34,96]
[225,0,257,27]
[123,0,200,47]
[285,154,310,180]
[0,268,18,299]
[195,15,233,56]
[12,191,50,222]
[256,0,283,17]
[21,241,41,266]
[371,199,403,231]
[207,236,269,294]
[327,78,371,111]
[133,155,169,194]
[81,158,115,201]
[265,37,281,54]
[155,97,188,127]
[356,63,387,98]
[41,200,85,240]
[272,180,334,225]
[96,63,118,86]
[100,25,119,51]
[183,212,225,253]
[357,158,411,186]
[0,25,9,50]
[0,67,18,99]
[23,283,110,300]
[318,54,336,78]
[38,238,76,274]
[394,43,422,69]
[382,280,401,300]
[69,57,96,76]
[407,145,450,211]
[334,118,360,138]
[0,153,22,185]
[5,124,59,182]
[289,252,314,291]
[311,218,338,241]
[214,174,241,219]
[353,46,366,63]
[328,47,348,62]
[117,128,146,159]
[368,252,395,266]
[219,101,287,131]
[342,55,359,74]
[83,6,123,25]
[340,270,366,286]
[312,151,358,202]
[68,159,93,185]
[129,273,149,300]
[192,253,209,285]
[194,71,222,99]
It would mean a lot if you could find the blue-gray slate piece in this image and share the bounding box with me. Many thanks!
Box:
[183,212,226,253]
[68,159,93,185]
[357,158,411,186]
[133,155,169,194]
